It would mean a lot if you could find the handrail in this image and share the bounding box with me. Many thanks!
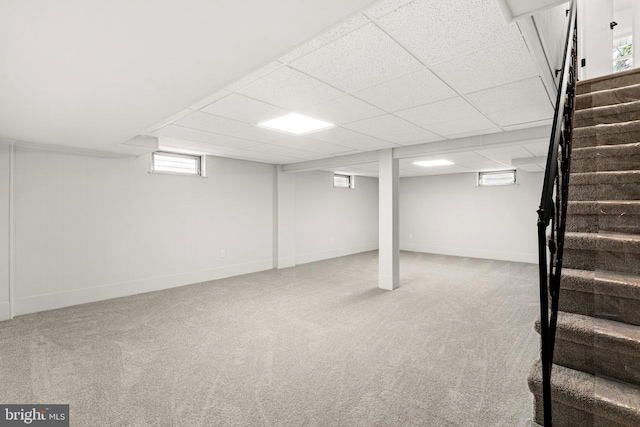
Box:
[536,1,577,426]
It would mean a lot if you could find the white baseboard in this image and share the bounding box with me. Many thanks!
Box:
[0,302,10,322]
[276,256,296,269]
[12,259,273,317]
[400,244,537,264]
[295,242,378,266]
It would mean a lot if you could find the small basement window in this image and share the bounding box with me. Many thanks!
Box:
[151,152,204,176]
[478,170,516,187]
[333,173,354,189]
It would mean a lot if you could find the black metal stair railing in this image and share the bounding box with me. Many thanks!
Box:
[536,1,577,426]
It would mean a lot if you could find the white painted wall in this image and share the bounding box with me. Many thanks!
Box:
[11,148,275,316]
[294,171,378,265]
[0,144,10,320]
[535,2,571,85]
[399,171,544,264]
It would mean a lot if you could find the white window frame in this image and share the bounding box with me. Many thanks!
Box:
[150,151,206,177]
[333,173,355,189]
[477,170,517,187]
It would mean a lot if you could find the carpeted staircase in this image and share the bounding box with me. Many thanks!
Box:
[528,68,640,426]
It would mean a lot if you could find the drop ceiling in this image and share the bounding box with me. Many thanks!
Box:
[1,0,557,177]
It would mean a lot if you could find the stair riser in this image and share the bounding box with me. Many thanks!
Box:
[559,289,640,326]
[553,340,640,386]
[533,396,629,427]
[572,147,640,173]
[574,104,640,128]
[573,122,640,148]
[566,214,640,234]
[569,183,640,201]
[563,249,640,275]
[577,86,640,110]
[577,71,640,95]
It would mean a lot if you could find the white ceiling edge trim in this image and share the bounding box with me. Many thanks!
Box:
[282,151,379,173]
[518,18,558,107]
[513,156,547,165]
[393,125,551,159]
[282,125,552,173]
[11,140,134,159]
[496,0,569,23]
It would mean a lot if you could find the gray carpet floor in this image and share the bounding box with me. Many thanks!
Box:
[0,251,540,426]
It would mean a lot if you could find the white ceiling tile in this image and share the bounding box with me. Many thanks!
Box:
[183,143,238,155]
[441,126,502,140]
[248,143,323,159]
[173,111,249,134]
[502,119,553,132]
[279,14,371,63]
[379,128,442,145]
[467,77,550,114]
[354,69,457,112]
[378,0,521,66]
[225,61,283,92]
[237,66,343,110]
[343,114,441,144]
[199,134,262,150]
[367,0,415,18]
[301,95,384,125]
[396,97,479,128]
[431,38,539,94]
[200,94,288,125]
[291,23,423,92]
[150,124,218,143]
[426,116,498,137]
[518,164,545,172]
[344,114,416,135]
[307,126,397,150]
[224,150,304,165]
[475,145,533,165]
[231,126,287,143]
[488,103,554,127]
[188,89,231,111]
[271,137,359,155]
[523,141,549,157]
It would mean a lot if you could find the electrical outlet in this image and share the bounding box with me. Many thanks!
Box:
[329,238,333,244]
[220,249,226,258]
[409,233,414,239]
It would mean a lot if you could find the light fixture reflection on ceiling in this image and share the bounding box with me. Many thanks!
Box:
[413,159,454,167]
[257,113,335,135]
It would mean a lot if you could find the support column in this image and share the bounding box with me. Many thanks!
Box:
[379,149,399,290]
[275,166,296,269]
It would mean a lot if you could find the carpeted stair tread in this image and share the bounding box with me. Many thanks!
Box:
[563,232,640,275]
[574,100,640,128]
[569,170,640,201]
[561,268,640,300]
[572,142,640,173]
[566,201,640,234]
[528,360,640,426]
[559,269,640,326]
[577,68,640,95]
[573,120,640,148]
[535,311,640,356]
[576,83,640,110]
[564,231,640,252]
[534,311,640,385]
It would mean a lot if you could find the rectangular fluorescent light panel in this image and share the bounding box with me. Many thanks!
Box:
[258,113,335,135]
[413,159,454,167]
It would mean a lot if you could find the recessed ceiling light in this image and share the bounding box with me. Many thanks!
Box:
[413,159,454,167]
[257,113,335,135]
